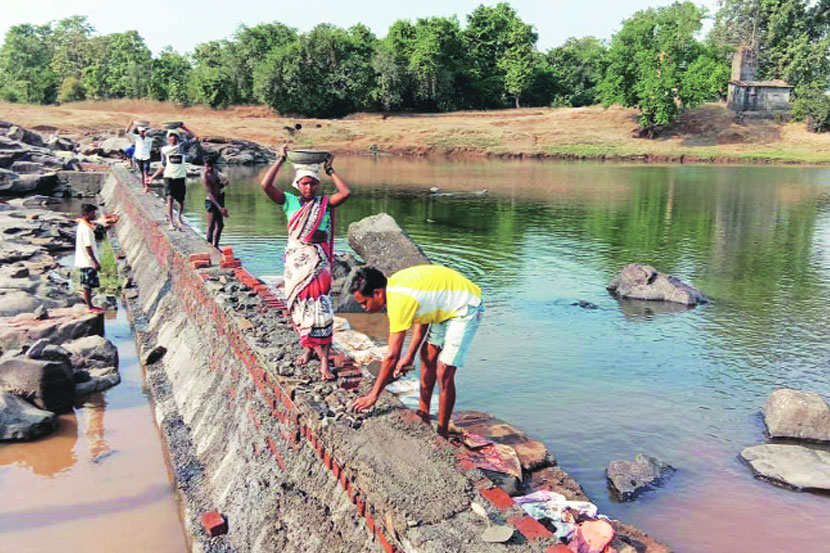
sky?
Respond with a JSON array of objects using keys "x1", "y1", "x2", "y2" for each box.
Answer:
[{"x1": 1, "y1": 0, "x2": 720, "y2": 55}]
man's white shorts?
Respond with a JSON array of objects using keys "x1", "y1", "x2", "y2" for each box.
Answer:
[{"x1": 426, "y1": 302, "x2": 484, "y2": 367}]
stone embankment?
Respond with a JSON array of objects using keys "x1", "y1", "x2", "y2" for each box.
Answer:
[{"x1": 100, "y1": 163, "x2": 671, "y2": 553}]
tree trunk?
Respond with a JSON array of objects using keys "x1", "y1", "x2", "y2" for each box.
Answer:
[{"x1": 514, "y1": 96, "x2": 520, "y2": 109}]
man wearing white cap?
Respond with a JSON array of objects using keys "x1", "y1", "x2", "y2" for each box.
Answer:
[
  {"x1": 147, "y1": 123, "x2": 199, "y2": 230},
  {"x1": 125, "y1": 119, "x2": 154, "y2": 192}
]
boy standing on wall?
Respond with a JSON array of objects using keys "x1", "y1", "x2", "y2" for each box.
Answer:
[
  {"x1": 146, "y1": 122, "x2": 199, "y2": 230},
  {"x1": 75, "y1": 203, "x2": 102, "y2": 313},
  {"x1": 126, "y1": 120, "x2": 154, "y2": 192}
]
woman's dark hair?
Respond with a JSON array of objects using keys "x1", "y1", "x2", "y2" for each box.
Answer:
[
  {"x1": 349, "y1": 267, "x2": 387, "y2": 296},
  {"x1": 81, "y1": 203, "x2": 97, "y2": 216},
  {"x1": 204, "y1": 154, "x2": 218, "y2": 166}
]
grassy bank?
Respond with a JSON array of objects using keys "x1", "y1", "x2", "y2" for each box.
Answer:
[{"x1": 2, "y1": 100, "x2": 830, "y2": 165}]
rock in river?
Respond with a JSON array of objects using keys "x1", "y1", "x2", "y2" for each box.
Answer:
[
  {"x1": 741, "y1": 444, "x2": 830, "y2": 491},
  {"x1": 764, "y1": 388, "x2": 830, "y2": 443},
  {"x1": 63, "y1": 335, "x2": 119, "y2": 369},
  {"x1": 606, "y1": 453, "x2": 676, "y2": 501},
  {"x1": 607, "y1": 264, "x2": 707, "y2": 306},
  {"x1": 0, "y1": 390, "x2": 57, "y2": 441},
  {"x1": 0, "y1": 355, "x2": 75, "y2": 413},
  {"x1": 348, "y1": 213, "x2": 430, "y2": 277}
]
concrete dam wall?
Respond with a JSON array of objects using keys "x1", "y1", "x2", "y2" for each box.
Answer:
[{"x1": 100, "y1": 166, "x2": 667, "y2": 553}]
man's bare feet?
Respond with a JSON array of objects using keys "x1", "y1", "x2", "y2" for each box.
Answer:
[
  {"x1": 87, "y1": 306, "x2": 105, "y2": 314},
  {"x1": 319, "y1": 357, "x2": 336, "y2": 381}
]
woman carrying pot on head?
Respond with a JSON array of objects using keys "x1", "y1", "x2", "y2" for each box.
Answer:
[{"x1": 260, "y1": 144, "x2": 351, "y2": 381}]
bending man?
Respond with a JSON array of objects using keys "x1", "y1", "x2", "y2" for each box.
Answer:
[{"x1": 350, "y1": 265, "x2": 484, "y2": 438}]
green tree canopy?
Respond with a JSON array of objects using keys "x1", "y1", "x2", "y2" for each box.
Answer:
[
  {"x1": 0, "y1": 23, "x2": 56, "y2": 103},
  {"x1": 547, "y1": 37, "x2": 607, "y2": 107}
]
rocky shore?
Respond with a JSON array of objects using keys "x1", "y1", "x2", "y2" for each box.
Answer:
[{"x1": 0, "y1": 122, "x2": 122, "y2": 443}]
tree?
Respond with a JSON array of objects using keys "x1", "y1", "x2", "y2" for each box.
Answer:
[
  {"x1": 464, "y1": 3, "x2": 539, "y2": 107},
  {"x1": 0, "y1": 23, "x2": 56, "y2": 103},
  {"x1": 547, "y1": 37, "x2": 607, "y2": 107},
  {"x1": 254, "y1": 24, "x2": 377, "y2": 117},
  {"x1": 230, "y1": 23, "x2": 298, "y2": 103},
  {"x1": 599, "y1": 2, "x2": 712, "y2": 134},
  {"x1": 50, "y1": 16, "x2": 94, "y2": 83},
  {"x1": 83, "y1": 31, "x2": 152, "y2": 99},
  {"x1": 148, "y1": 47, "x2": 192, "y2": 103}
]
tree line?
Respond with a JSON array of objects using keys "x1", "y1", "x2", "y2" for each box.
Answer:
[{"x1": 1, "y1": 2, "x2": 828, "y2": 131}]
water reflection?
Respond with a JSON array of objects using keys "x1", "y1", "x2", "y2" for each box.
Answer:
[
  {"x1": 182, "y1": 158, "x2": 830, "y2": 553},
  {"x1": 0, "y1": 412, "x2": 78, "y2": 477}
]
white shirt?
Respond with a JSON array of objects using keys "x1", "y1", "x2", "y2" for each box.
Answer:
[
  {"x1": 75, "y1": 221, "x2": 98, "y2": 269},
  {"x1": 161, "y1": 141, "x2": 190, "y2": 179},
  {"x1": 133, "y1": 134, "x2": 153, "y2": 160}
]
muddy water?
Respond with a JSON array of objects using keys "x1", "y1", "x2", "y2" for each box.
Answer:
[
  {"x1": 184, "y1": 158, "x2": 830, "y2": 553},
  {"x1": 0, "y1": 303, "x2": 187, "y2": 553}
]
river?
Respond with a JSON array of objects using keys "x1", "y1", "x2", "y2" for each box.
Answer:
[{"x1": 183, "y1": 157, "x2": 830, "y2": 553}]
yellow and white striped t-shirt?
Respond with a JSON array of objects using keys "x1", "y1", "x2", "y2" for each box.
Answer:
[{"x1": 386, "y1": 265, "x2": 482, "y2": 333}]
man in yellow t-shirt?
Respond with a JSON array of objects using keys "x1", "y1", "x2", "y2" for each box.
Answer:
[{"x1": 350, "y1": 265, "x2": 484, "y2": 438}]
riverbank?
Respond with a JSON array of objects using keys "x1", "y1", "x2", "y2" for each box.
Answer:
[{"x1": 2, "y1": 100, "x2": 830, "y2": 165}]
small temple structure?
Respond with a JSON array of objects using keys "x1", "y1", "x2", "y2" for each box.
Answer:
[{"x1": 727, "y1": 47, "x2": 793, "y2": 115}]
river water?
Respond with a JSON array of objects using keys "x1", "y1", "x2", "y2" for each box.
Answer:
[{"x1": 183, "y1": 158, "x2": 830, "y2": 553}]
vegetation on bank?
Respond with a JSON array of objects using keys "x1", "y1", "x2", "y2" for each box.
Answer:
[
  {"x1": 97, "y1": 239, "x2": 120, "y2": 295},
  {"x1": 1, "y1": 1, "x2": 829, "y2": 131}
]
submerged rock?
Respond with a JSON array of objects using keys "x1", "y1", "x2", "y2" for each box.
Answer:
[
  {"x1": 348, "y1": 213, "x2": 430, "y2": 278},
  {"x1": 741, "y1": 444, "x2": 830, "y2": 491},
  {"x1": 63, "y1": 335, "x2": 119, "y2": 369},
  {"x1": 0, "y1": 390, "x2": 57, "y2": 440},
  {"x1": 607, "y1": 264, "x2": 707, "y2": 306},
  {"x1": 74, "y1": 366, "x2": 120, "y2": 396},
  {"x1": 764, "y1": 388, "x2": 830, "y2": 443},
  {"x1": 606, "y1": 453, "x2": 676, "y2": 501}
]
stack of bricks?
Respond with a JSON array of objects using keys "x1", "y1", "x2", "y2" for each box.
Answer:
[
  {"x1": 220, "y1": 246, "x2": 242, "y2": 269},
  {"x1": 189, "y1": 253, "x2": 212, "y2": 270}
]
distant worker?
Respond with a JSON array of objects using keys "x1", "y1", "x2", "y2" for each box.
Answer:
[
  {"x1": 349, "y1": 265, "x2": 484, "y2": 439},
  {"x1": 202, "y1": 155, "x2": 229, "y2": 248},
  {"x1": 146, "y1": 122, "x2": 199, "y2": 230},
  {"x1": 125, "y1": 119, "x2": 154, "y2": 192},
  {"x1": 75, "y1": 203, "x2": 103, "y2": 313},
  {"x1": 260, "y1": 144, "x2": 351, "y2": 381}
]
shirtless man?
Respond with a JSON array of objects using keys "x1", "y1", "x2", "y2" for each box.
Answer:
[{"x1": 203, "y1": 156, "x2": 229, "y2": 248}]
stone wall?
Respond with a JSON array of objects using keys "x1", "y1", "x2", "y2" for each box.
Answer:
[{"x1": 102, "y1": 166, "x2": 669, "y2": 553}]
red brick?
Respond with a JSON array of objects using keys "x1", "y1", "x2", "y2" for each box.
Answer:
[
  {"x1": 323, "y1": 450, "x2": 332, "y2": 470},
  {"x1": 546, "y1": 546, "x2": 573, "y2": 553},
  {"x1": 189, "y1": 253, "x2": 211, "y2": 262},
  {"x1": 507, "y1": 515, "x2": 553, "y2": 542},
  {"x1": 356, "y1": 496, "x2": 366, "y2": 516},
  {"x1": 376, "y1": 529, "x2": 395, "y2": 553},
  {"x1": 220, "y1": 260, "x2": 241, "y2": 269},
  {"x1": 191, "y1": 259, "x2": 211, "y2": 269},
  {"x1": 201, "y1": 510, "x2": 227, "y2": 537},
  {"x1": 222, "y1": 246, "x2": 234, "y2": 257},
  {"x1": 479, "y1": 487, "x2": 514, "y2": 511},
  {"x1": 365, "y1": 512, "x2": 375, "y2": 533}
]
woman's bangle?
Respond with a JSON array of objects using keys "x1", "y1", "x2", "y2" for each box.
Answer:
[
  {"x1": 325, "y1": 166, "x2": 335, "y2": 176},
  {"x1": 278, "y1": 155, "x2": 287, "y2": 163}
]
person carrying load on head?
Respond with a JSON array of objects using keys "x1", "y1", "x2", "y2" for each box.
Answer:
[
  {"x1": 146, "y1": 122, "x2": 199, "y2": 230},
  {"x1": 125, "y1": 119, "x2": 154, "y2": 192},
  {"x1": 349, "y1": 264, "x2": 485, "y2": 439},
  {"x1": 260, "y1": 144, "x2": 351, "y2": 381}
]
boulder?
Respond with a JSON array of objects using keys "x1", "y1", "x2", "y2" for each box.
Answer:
[
  {"x1": 63, "y1": 335, "x2": 118, "y2": 369},
  {"x1": 99, "y1": 136, "x2": 132, "y2": 156},
  {"x1": 0, "y1": 390, "x2": 57, "y2": 440},
  {"x1": 0, "y1": 308, "x2": 104, "y2": 351},
  {"x1": 606, "y1": 453, "x2": 676, "y2": 501},
  {"x1": 0, "y1": 291, "x2": 43, "y2": 317},
  {"x1": 452, "y1": 410, "x2": 554, "y2": 472},
  {"x1": 0, "y1": 355, "x2": 74, "y2": 412},
  {"x1": 741, "y1": 444, "x2": 830, "y2": 491},
  {"x1": 45, "y1": 135, "x2": 75, "y2": 151},
  {"x1": 74, "y1": 366, "x2": 120, "y2": 396},
  {"x1": 764, "y1": 389, "x2": 830, "y2": 443},
  {"x1": 2, "y1": 126, "x2": 45, "y2": 148},
  {"x1": 348, "y1": 213, "x2": 430, "y2": 277},
  {"x1": 607, "y1": 264, "x2": 708, "y2": 306},
  {"x1": 26, "y1": 339, "x2": 71, "y2": 362}
]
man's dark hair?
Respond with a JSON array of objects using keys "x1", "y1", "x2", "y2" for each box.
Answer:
[
  {"x1": 81, "y1": 203, "x2": 97, "y2": 216},
  {"x1": 204, "y1": 154, "x2": 218, "y2": 166},
  {"x1": 349, "y1": 267, "x2": 387, "y2": 296}
]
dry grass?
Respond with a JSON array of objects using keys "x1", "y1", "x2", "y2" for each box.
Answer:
[{"x1": 2, "y1": 100, "x2": 830, "y2": 163}]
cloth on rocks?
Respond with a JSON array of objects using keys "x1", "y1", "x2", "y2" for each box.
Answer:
[
  {"x1": 457, "y1": 431, "x2": 522, "y2": 480},
  {"x1": 567, "y1": 520, "x2": 616, "y2": 553},
  {"x1": 514, "y1": 490, "x2": 600, "y2": 542}
]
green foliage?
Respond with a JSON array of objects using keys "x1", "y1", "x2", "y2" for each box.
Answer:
[
  {"x1": 679, "y1": 44, "x2": 732, "y2": 104},
  {"x1": 50, "y1": 16, "x2": 94, "y2": 83},
  {"x1": 792, "y1": 85, "x2": 830, "y2": 132},
  {"x1": 547, "y1": 37, "x2": 607, "y2": 107},
  {"x1": 599, "y1": 2, "x2": 711, "y2": 132},
  {"x1": 97, "y1": 239, "x2": 120, "y2": 295},
  {"x1": 188, "y1": 64, "x2": 234, "y2": 109},
  {"x1": 148, "y1": 47, "x2": 192, "y2": 103},
  {"x1": 254, "y1": 24, "x2": 377, "y2": 117},
  {"x1": 57, "y1": 76, "x2": 86, "y2": 103},
  {"x1": 0, "y1": 23, "x2": 57, "y2": 103},
  {"x1": 83, "y1": 31, "x2": 152, "y2": 99}
]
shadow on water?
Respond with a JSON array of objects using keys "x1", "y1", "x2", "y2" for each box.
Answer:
[{"x1": 180, "y1": 158, "x2": 830, "y2": 553}]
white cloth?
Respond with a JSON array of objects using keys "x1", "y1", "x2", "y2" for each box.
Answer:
[
  {"x1": 74, "y1": 221, "x2": 98, "y2": 269},
  {"x1": 161, "y1": 143, "x2": 188, "y2": 179},
  {"x1": 292, "y1": 163, "x2": 320, "y2": 190},
  {"x1": 133, "y1": 134, "x2": 153, "y2": 160}
]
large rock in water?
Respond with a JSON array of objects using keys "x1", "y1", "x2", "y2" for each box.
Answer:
[
  {"x1": 0, "y1": 308, "x2": 104, "y2": 351},
  {"x1": 741, "y1": 444, "x2": 830, "y2": 491},
  {"x1": 764, "y1": 389, "x2": 830, "y2": 442},
  {"x1": 607, "y1": 264, "x2": 707, "y2": 306},
  {"x1": 63, "y1": 335, "x2": 119, "y2": 369},
  {"x1": 0, "y1": 355, "x2": 74, "y2": 412},
  {"x1": 606, "y1": 453, "x2": 676, "y2": 501},
  {"x1": 348, "y1": 213, "x2": 430, "y2": 277},
  {"x1": 0, "y1": 390, "x2": 57, "y2": 440}
]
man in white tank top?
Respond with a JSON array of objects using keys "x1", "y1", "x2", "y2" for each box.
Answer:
[{"x1": 125, "y1": 119, "x2": 154, "y2": 191}]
